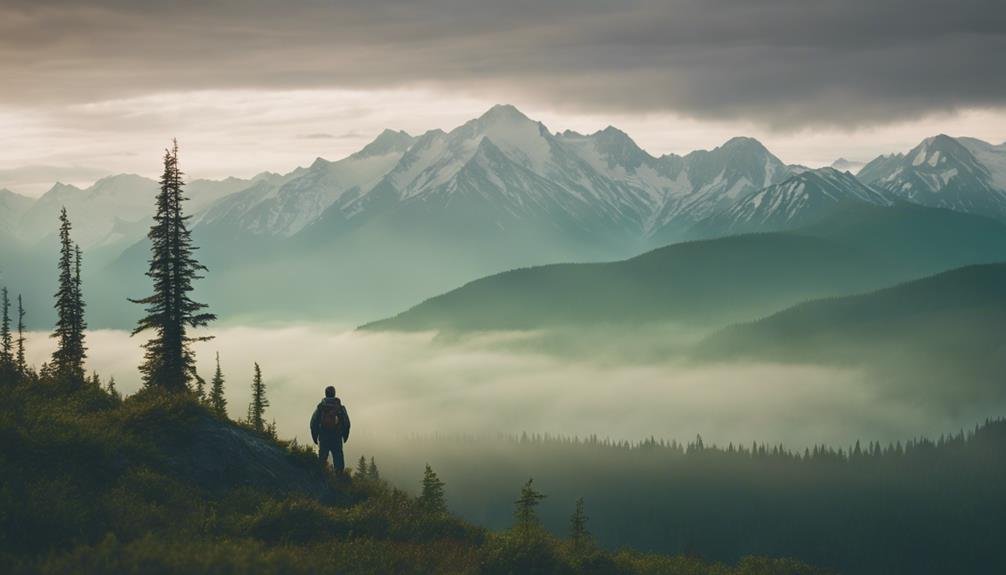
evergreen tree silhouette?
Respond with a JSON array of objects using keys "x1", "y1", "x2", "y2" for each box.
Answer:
[
  {"x1": 193, "y1": 371, "x2": 207, "y2": 402},
  {"x1": 71, "y1": 244, "x2": 87, "y2": 366},
  {"x1": 419, "y1": 464, "x2": 447, "y2": 514},
  {"x1": 208, "y1": 352, "x2": 228, "y2": 417},
  {"x1": 0, "y1": 287, "x2": 12, "y2": 376},
  {"x1": 246, "y1": 362, "x2": 268, "y2": 432},
  {"x1": 15, "y1": 294, "x2": 26, "y2": 375},
  {"x1": 131, "y1": 141, "x2": 215, "y2": 391},
  {"x1": 357, "y1": 455, "x2": 368, "y2": 477},
  {"x1": 569, "y1": 497, "x2": 590, "y2": 549},
  {"x1": 51, "y1": 208, "x2": 86, "y2": 382},
  {"x1": 106, "y1": 376, "x2": 121, "y2": 401},
  {"x1": 368, "y1": 456, "x2": 380, "y2": 480},
  {"x1": 514, "y1": 478, "x2": 546, "y2": 531}
]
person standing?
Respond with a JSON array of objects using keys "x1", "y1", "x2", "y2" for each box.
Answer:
[{"x1": 310, "y1": 386, "x2": 351, "y2": 472}]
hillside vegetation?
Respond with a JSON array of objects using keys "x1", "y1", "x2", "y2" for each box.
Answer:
[{"x1": 0, "y1": 375, "x2": 825, "y2": 575}]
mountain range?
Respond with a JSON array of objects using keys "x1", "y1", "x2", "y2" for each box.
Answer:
[{"x1": 1, "y1": 105, "x2": 1005, "y2": 327}]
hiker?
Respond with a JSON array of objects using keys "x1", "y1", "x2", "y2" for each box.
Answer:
[{"x1": 310, "y1": 385, "x2": 351, "y2": 472}]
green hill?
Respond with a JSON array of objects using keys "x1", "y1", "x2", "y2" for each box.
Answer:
[
  {"x1": 0, "y1": 376, "x2": 823, "y2": 575},
  {"x1": 362, "y1": 233, "x2": 890, "y2": 332},
  {"x1": 363, "y1": 204, "x2": 1006, "y2": 333},
  {"x1": 703, "y1": 262, "x2": 1006, "y2": 401}
]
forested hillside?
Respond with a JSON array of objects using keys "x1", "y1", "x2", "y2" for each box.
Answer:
[
  {"x1": 376, "y1": 423, "x2": 1006, "y2": 575},
  {"x1": 0, "y1": 375, "x2": 828, "y2": 575}
]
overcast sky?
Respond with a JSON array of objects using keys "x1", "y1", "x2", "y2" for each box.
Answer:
[{"x1": 2, "y1": 0, "x2": 1004, "y2": 196}]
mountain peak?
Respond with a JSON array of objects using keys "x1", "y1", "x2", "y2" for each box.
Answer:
[
  {"x1": 354, "y1": 129, "x2": 415, "y2": 158},
  {"x1": 720, "y1": 136, "x2": 769, "y2": 154},
  {"x1": 919, "y1": 133, "x2": 961, "y2": 152},
  {"x1": 590, "y1": 125, "x2": 648, "y2": 165},
  {"x1": 44, "y1": 181, "x2": 82, "y2": 197},
  {"x1": 477, "y1": 104, "x2": 532, "y2": 124}
]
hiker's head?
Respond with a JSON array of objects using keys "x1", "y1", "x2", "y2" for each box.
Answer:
[{"x1": 325, "y1": 386, "x2": 336, "y2": 398}]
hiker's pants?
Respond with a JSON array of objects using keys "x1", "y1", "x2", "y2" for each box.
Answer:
[{"x1": 319, "y1": 440, "x2": 345, "y2": 472}]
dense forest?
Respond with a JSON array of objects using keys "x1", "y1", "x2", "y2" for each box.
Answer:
[{"x1": 376, "y1": 425, "x2": 1006, "y2": 575}]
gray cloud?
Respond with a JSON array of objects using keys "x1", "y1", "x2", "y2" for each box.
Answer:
[{"x1": 1, "y1": 0, "x2": 1004, "y2": 128}]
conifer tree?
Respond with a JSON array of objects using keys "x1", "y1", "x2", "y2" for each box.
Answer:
[
  {"x1": 51, "y1": 208, "x2": 86, "y2": 382},
  {"x1": 368, "y1": 456, "x2": 380, "y2": 481},
  {"x1": 357, "y1": 455, "x2": 369, "y2": 477},
  {"x1": 208, "y1": 352, "x2": 228, "y2": 417},
  {"x1": 15, "y1": 294, "x2": 26, "y2": 375},
  {"x1": 106, "y1": 376, "x2": 121, "y2": 401},
  {"x1": 0, "y1": 287, "x2": 13, "y2": 376},
  {"x1": 72, "y1": 245, "x2": 87, "y2": 366},
  {"x1": 193, "y1": 372, "x2": 207, "y2": 402},
  {"x1": 569, "y1": 497, "x2": 590, "y2": 549},
  {"x1": 131, "y1": 141, "x2": 215, "y2": 391},
  {"x1": 514, "y1": 478, "x2": 546, "y2": 531},
  {"x1": 246, "y1": 362, "x2": 268, "y2": 432},
  {"x1": 419, "y1": 464, "x2": 447, "y2": 515}
]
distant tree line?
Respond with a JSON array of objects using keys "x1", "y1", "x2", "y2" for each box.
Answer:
[{"x1": 382, "y1": 419, "x2": 1006, "y2": 575}]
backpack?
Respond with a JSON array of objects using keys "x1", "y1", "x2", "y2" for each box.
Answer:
[{"x1": 320, "y1": 401, "x2": 342, "y2": 431}]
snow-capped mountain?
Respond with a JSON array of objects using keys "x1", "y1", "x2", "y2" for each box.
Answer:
[
  {"x1": 299, "y1": 105, "x2": 792, "y2": 246},
  {"x1": 645, "y1": 137, "x2": 792, "y2": 240},
  {"x1": 692, "y1": 167, "x2": 892, "y2": 236},
  {"x1": 195, "y1": 129, "x2": 414, "y2": 236},
  {"x1": 312, "y1": 105, "x2": 662, "y2": 246},
  {"x1": 856, "y1": 153, "x2": 904, "y2": 184},
  {"x1": 17, "y1": 174, "x2": 160, "y2": 247},
  {"x1": 11, "y1": 173, "x2": 258, "y2": 248},
  {"x1": 958, "y1": 137, "x2": 1006, "y2": 191},
  {"x1": 858, "y1": 135, "x2": 1006, "y2": 218}
]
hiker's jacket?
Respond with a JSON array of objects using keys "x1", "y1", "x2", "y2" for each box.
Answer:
[{"x1": 310, "y1": 397, "x2": 350, "y2": 445}]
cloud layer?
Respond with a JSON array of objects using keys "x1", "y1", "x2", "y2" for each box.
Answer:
[
  {"x1": 23, "y1": 325, "x2": 999, "y2": 450},
  {"x1": 2, "y1": 0, "x2": 1004, "y2": 128}
]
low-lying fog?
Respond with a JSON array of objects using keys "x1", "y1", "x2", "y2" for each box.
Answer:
[{"x1": 23, "y1": 324, "x2": 1001, "y2": 450}]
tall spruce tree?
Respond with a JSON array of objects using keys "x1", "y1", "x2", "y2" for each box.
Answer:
[
  {"x1": 419, "y1": 464, "x2": 447, "y2": 515},
  {"x1": 72, "y1": 244, "x2": 87, "y2": 365},
  {"x1": 15, "y1": 294, "x2": 26, "y2": 375},
  {"x1": 193, "y1": 372, "x2": 207, "y2": 402},
  {"x1": 106, "y1": 376, "x2": 121, "y2": 401},
  {"x1": 569, "y1": 497, "x2": 590, "y2": 549},
  {"x1": 357, "y1": 456, "x2": 369, "y2": 477},
  {"x1": 247, "y1": 362, "x2": 268, "y2": 431},
  {"x1": 131, "y1": 141, "x2": 215, "y2": 391},
  {"x1": 0, "y1": 287, "x2": 12, "y2": 374},
  {"x1": 208, "y1": 352, "x2": 228, "y2": 417},
  {"x1": 51, "y1": 208, "x2": 86, "y2": 382},
  {"x1": 514, "y1": 478, "x2": 546, "y2": 532}
]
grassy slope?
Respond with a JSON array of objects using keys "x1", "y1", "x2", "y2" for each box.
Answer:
[
  {"x1": 0, "y1": 377, "x2": 823, "y2": 575},
  {"x1": 702, "y1": 262, "x2": 1006, "y2": 400}
]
